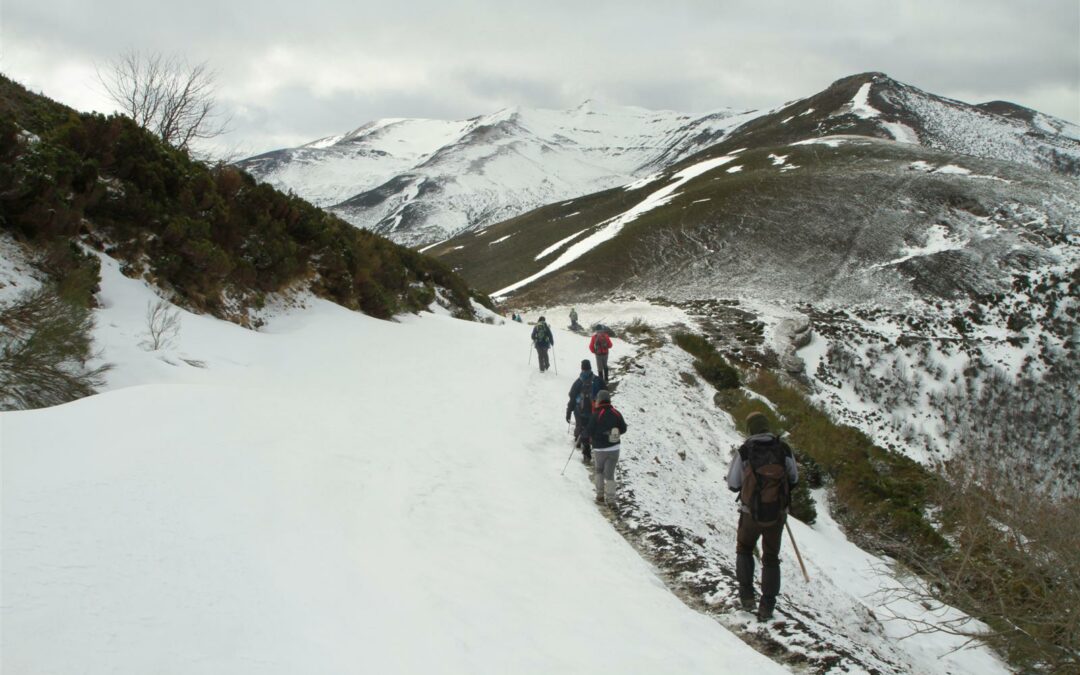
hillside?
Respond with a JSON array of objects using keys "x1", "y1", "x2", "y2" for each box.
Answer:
[
  {"x1": 0, "y1": 74, "x2": 484, "y2": 327},
  {"x1": 237, "y1": 101, "x2": 759, "y2": 246},
  {"x1": 428, "y1": 72, "x2": 1080, "y2": 495},
  {"x1": 1, "y1": 256, "x2": 1010, "y2": 674}
]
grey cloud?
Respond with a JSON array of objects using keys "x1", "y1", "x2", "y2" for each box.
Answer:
[{"x1": 3, "y1": 0, "x2": 1077, "y2": 156}]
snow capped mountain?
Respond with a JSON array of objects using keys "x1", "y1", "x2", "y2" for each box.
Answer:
[
  {"x1": 238, "y1": 73, "x2": 1079, "y2": 249},
  {"x1": 237, "y1": 102, "x2": 758, "y2": 246}
]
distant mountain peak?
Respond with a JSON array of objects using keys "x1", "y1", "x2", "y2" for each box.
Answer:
[{"x1": 237, "y1": 73, "x2": 1080, "y2": 248}]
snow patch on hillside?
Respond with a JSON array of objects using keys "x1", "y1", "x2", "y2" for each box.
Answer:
[
  {"x1": 494, "y1": 155, "x2": 738, "y2": 297},
  {"x1": 848, "y1": 82, "x2": 881, "y2": 119},
  {"x1": 882, "y1": 121, "x2": 919, "y2": 144},
  {"x1": 534, "y1": 228, "x2": 588, "y2": 261},
  {"x1": 874, "y1": 225, "x2": 968, "y2": 268}
]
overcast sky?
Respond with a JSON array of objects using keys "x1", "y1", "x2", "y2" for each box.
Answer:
[{"x1": 3, "y1": 0, "x2": 1077, "y2": 156}]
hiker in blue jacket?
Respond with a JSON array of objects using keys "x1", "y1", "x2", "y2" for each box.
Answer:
[
  {"x1": 531, "y1": 317, "x2": 554, "y2": 372},
  {"x1": 565, "y1": 360, "x2": 604, "y2": 461}
]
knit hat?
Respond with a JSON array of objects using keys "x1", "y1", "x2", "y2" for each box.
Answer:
[
  {"x1": 745, "y1": 412, "x2": 770, "y2": 435},
  {"x1": 581, "y1": 359, "x2": 591, "y2": 370},
  {"x1": 538, "y1": 316, "x2": 546, "y2": 322},
  {"x1": 596, "y1": 390, "x2": 611, "y2": 404}
]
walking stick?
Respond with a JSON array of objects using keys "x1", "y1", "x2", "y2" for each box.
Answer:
[
  {"x1": 560, "y1": 444, "x2": 577, "y2": 475},
  {"x1": 528, "y1": 343, "x2": 533, "y2": 365},
  {"x1": 785, "y1": 520, "x2": 811, "y2": 583},
  {"x1": 552, "y1": 344, "x2": 558, "y2": 375}
]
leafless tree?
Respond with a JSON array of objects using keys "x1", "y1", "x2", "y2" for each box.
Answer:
[
  {"x1": 98, "y1": 49, "x2": 230, "y2": 152},
  {"x1": 143, "y1": 298, "x2": 181, "y2": 351}
]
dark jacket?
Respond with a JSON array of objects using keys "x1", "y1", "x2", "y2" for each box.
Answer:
[
  {"x1": 566, "y1": 372, "x2": 603, "y2": 418},
  {"x1": 726, "y1": 433, "x2": 799, "y2": 492},
  {"x1": 531, "y1": 322, "x2": 553, "y2": 347},
  {"x1": 586, "y1": 403, "x2": 627, "y2": 450}
]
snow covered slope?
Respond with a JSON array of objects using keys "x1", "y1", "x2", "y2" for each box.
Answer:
[
  {"x1": 237, "y1": 102, "x2": 756, "y2": 246},
  {"x1": 1, "y1": 260, "x2": 1011, "y2": 673},
  {"x1": 2, "y1": 256, "x2": 785, "y2": 674}
]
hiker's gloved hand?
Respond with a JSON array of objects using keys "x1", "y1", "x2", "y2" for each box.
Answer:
[{"x1": 565, "y1": 412, "x2": 571, "y2": 423}]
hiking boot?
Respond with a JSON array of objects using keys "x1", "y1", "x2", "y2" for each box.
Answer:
[
  {"x1": 756, "y1": 600, "x2": 775, "y2": 621},
  {"x1": 739, "y1": 595, "x2": 756, "y2": 612},
  {"x1": 595, "y1": 494, "x2": 605, "y2": 505},
  {"x1": 758, "y1": 565, "x2": 780, "y2": 621}
]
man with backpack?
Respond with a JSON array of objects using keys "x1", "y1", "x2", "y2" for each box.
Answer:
[
  {"x1": 531, "y1": 316, "x2": 554, "y2": 372},
  {"x1": 589, "y1": 327, "x2": 613, "y2": 383},
  {"x1": 586, "y1": 390, "x2": 627, "y2": 507},
  {"x1": 726, "y1": 412, "x2": 799, "y2": 621},
  {"x1": 565, "y1": 360, "x2": 603, "y2": 462},
  {"x1": 569, "y1": 308, "x2": 581, "y2": 331}
]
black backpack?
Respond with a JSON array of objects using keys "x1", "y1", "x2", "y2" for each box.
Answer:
[
  {"x1": 740, "y1": 437, "x2": 790, "y2": 526},
  {"x1": 576, "y1": 374, "x2": 595, "y2": 415}
]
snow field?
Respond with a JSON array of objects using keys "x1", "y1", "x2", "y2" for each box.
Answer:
[{"x1": 2, "y1": 258, "x2": 786, "y2": 674}]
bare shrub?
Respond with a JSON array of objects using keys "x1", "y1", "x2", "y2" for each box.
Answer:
[
  {"x1": 887, "y1": 464, "x2": 1080, "y2": 672},
  {"x1": 98, "y1": 49, "x2": 229, "y2": 152},
  {"x1": 143, "y1": 298, "x2": 181, "y2": 351},
  {"x1": 0, "y1": 288, "x2": 110, "y2": 409}
]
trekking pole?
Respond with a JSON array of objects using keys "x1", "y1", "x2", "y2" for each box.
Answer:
[
  {"x1": 552, "y1": 344, "x2": 558, "y2": 375},
  {"x1": 785, "y1": 520, "x2": 811, "y2": 583},
  {"x1": 560, "y1": 444, "x2": 577, "y2": 475},
  {"x1": 528, "y1": 343, "x2": 533, "y2": 365}
]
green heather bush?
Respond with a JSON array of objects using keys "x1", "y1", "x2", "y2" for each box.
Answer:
[
  {"x1": 673, "y1": 331, "x2": 739, "y2": 389},
  {"x1": 0, "y1": 74, "x2": 483, "y2": 322}
]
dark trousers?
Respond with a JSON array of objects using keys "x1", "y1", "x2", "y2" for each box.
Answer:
[
  {"x1": 736, "y1": 513, "x2": 784, "y2": 610},
  {"x1": 573, "y1": 411, "x2": 592, "y2": 457},
  {"x1": 536, "y1": 346, "x2": 550, "y2": 371},
  {"x1": 736, "y1": 513, "x2": 784, "y2": 567}
]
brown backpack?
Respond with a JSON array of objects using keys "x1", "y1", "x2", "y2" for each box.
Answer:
[{"x1": 739, "y1": 438, "x2": 790, "y2": 526}]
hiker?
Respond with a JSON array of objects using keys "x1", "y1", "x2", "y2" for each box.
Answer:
[
  {"x1": 726, "y1": 412, "x2": 799, "y2": 621},
  {"x1": 569, "y1": 308, "x2": 581, "y2": 331},
  {"x1": 565, "y1": 360, "x2": 603, "y2": 462},
  {"x1": 531, "y1": 316, "x2": 554, "y2": 372},
  {"x1": 589, "y1": 327, "x2": 613, "y2": 383},
  {"x1": 586, "y1": 390, "x2": 627, "y2": 507}
]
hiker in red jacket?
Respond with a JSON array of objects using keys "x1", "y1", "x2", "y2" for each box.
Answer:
[{"x1": 589, "y1": 328, "x2": 612, "y2": 383}]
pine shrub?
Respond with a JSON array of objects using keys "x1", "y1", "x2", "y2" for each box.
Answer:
[{"x1": 0, "y1": 287, "x2": 109, "y2": 410}]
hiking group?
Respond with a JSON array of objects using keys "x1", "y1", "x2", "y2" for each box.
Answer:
[
  {"x1": 529, "y1": 312, "x2": 800, "y2": 621},
  {"x1": 566, "y1": 358, "x2": 626, "y2": 507}
]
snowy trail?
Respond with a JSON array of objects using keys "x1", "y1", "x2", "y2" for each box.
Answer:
[{"x1": 1, "y1": 260, "x2": 785, "y2": 673}]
